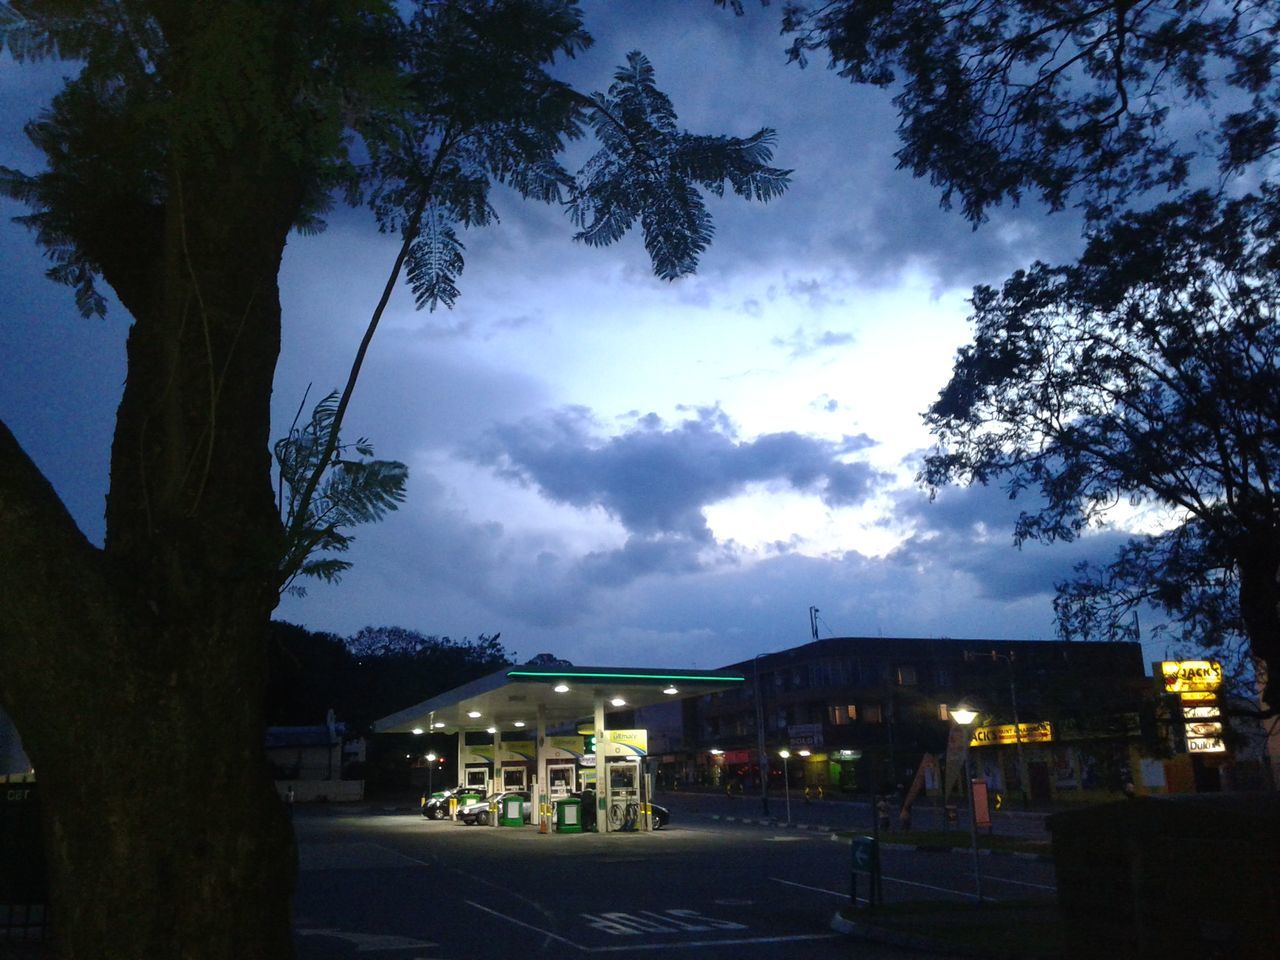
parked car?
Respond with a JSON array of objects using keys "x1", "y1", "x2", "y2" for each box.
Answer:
[
  {"x1": 458, "y1": 790, "x2": 533, "y2": 826},
  {"x1": 420, "y1": 786, "x2": 477, "y2": 820}
]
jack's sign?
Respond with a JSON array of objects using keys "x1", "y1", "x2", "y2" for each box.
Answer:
[
  {"x1": 1161, "y1": 660, "x2": 1223, "y2": 693},
  {"x1": 969, "y1": 721, "x2": 1052, "y2": 747}
]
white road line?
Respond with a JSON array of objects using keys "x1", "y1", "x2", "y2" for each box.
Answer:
[
  {"x1": 588, "y1": 933, "x2": 840, "y2": 952},
  {"x1": 466, "y1": 900, "x2": 587, "y2": 951},
  {"x1": 984, "y1": 875, "x2": 1056, "y2": 891},
  {"x1": 467, "y1": 900, "x2": 839, "y2": 953},
  {"x1": 772, "y1": 874, "x2": 997, "y2": 902},
  {"x1": 770, "y1": 877, "x2": 844, "y2": 898}
]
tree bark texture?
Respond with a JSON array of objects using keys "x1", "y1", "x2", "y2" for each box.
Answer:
[{"x1": 0, "y1": 24, "x2": 309, "y2": 958}]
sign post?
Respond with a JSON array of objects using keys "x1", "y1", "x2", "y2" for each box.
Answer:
[{"x1": 850, "y1": 835, "x2": 880, "y2": 909}]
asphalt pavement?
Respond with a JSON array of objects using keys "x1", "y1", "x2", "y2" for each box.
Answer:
[{"x1": 292, "y1": 789, "x2": 1058, "y2": 960}]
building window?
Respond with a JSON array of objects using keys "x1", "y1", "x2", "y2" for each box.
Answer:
[
  {"x1": 828, "y1": 704, "x2": 857, "y2": 725},
  {"x1": 896, "y1": 665, "x2": 918, "y2": 686},
  {"x1": 937, "y1": 704, "x2": 950, "y2": 721},
  {"x1": 862, "y1": 703, "x2": 883, "y2": 724}
]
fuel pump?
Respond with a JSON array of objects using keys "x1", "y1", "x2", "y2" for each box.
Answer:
[
  {"x1": 547, "y1": 762, "x2": 575, "y2": 799},
  {"x1": 604, "y1": 758, "x2": 642, "y2": 831},
  {"x1": 464, "y1": 767, "x2": 489, "y2": 794}
]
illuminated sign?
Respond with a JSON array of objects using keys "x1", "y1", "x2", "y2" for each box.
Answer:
[
  {"x1": 1161, "y1": 660, "x2": 1223, "y2": 693},
  {"x1": 1187, "y1": 736, "x2": 1226, "y2": 754},
  {"x1": 598, "y1": 729, "x2": 648, "y2": 756},
  {"x1": 1185, "y1": 721, "x2": 1223, "y2": 739},
  {"x1": 1179, "y1": 691, "x2": 1218, "y2": 703},
  {"x1": 1182, "y1": 706, "x2": 1220, "y2": 720},
  {"x1": 969, "y1": 721, "x2": 1053, "y2": 747}
]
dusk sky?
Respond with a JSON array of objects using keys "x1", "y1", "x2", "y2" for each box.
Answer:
[{"x1": 0, "y1": 1, "x2": 1168, "y2": 670}]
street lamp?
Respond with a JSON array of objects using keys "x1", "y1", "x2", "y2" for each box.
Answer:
[
  {"x1": 426, "y1": 751, "x2": 438, "y2": 798},
  {"x1": 950, "y1": 705, "x2": 982, "y2": 903},
  {"x1": 778, "y1": 749, "x2": 792, "y2": 825}
]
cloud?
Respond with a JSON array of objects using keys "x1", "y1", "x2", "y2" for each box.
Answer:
[
  {"x1": 886, "y1": 483, "x2": 1135, "y2": 603},
  {"x1": 771, "y1": 325, "x2": 856, "y2": 358},
  {"x1": 463, "y1": 405, "x2": 889, "y2": 541}
]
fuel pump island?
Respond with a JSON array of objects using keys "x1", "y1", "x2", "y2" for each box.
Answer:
[{"x1": 373, "y1": 663, "x2": 744, "y2": 833}]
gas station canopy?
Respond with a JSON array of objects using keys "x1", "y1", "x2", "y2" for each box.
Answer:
[{"x1": 372, "y1": 664, "x2": 745, "y2": 734}]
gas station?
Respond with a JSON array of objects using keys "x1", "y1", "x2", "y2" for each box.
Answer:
[{"x1": 373, "y1": 663, "x2": 744, "y2": 832}]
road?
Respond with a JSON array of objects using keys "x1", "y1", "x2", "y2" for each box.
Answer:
[{"x1": 292, "y1": 792, "x2": 1056, "y2": 960}]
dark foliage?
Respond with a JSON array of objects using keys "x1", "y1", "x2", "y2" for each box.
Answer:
[{"x1": 924, "y1": 189, "x2": 1280, "y2": 708}]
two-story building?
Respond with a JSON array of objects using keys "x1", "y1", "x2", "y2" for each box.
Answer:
[{"x1": 669, "y1": 636, "x2": 1157, "y2": 805}]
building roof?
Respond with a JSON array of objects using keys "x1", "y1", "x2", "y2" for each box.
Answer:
[{"x1": 372, "y1": 664, "x2": 744, "y2": 735}]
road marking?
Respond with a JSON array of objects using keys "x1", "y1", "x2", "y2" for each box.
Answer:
[
  {"x1": 582, "y1": 910, "x2": 746, "y2": 935},
  {"x1": 467, "y1": 900, "x2": 587, "y2": 951},
  {"x1": 588, "y1": 933, "x2": 840, "y2": 951},
  {"x1": 772, "y1": 874, "x2": 1000, "y2": 902},
  {"x1": 296, "y1": 926, "x2": 438, "y2": 952},
  {"x1": 770, "y1": 877, "x2": 844, "y2": 898},
  {"x1": 467, "y1": 901, "x2": 839, "y2": 952},
  {"x1": 985, "y1": 875, "x2": 1056, "y2": 891}
]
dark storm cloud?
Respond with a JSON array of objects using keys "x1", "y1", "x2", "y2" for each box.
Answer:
[
  {"x1": 570, "y1": 0, "x2": 1087, "y2": 289},
  {"x1": 464, "y1": 406, "x2": 888, "y2": 541},
  {"x1": 887, "y1": 484, "x2": 1134, "y2": 603}
]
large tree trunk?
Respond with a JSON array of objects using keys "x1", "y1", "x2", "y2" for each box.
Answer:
[{"x1": 0, "y1": 77, "x2": 306, "y2": 957}]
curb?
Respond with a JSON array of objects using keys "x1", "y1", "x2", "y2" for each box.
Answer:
[
  {"x1": 697, "y1": 813, "x2": 1055, "y2": 862},
  {"x1": 708, "y1": 813, "x2": 834, "y2": 833},
  {"x1": 830, "y1": 910, "x2": 986, "y2": 958},
  {"x1": 823, "y1": 833, "x2": 1052, "y2": 862}
]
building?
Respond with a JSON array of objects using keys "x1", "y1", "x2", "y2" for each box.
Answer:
[
  {"x1": 672, "y1": 636, "x2": 1159, "y2": 805},
  {"x1": 265, "y1": 708, "x2": 364, "y2": 802}
]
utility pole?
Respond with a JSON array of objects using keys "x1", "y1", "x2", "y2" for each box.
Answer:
[
  {"x1": 754, "y1": 653, "x2": 770, "y2": 818},
  {"x1": 967, "y1": 650, "x2": 1029, "y2": 808}
]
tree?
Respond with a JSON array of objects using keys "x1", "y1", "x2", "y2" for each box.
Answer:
[
  {"x1": 922, "y1": 189, "x2": 1280, "y2": 711},
  {"x1": 778, "y1": 0, "x2": 1280, "y2": 221},
  {"x1": 264, "y1": 621, "x2": 356, "y2": 726},
  {"x1": 344, "y1": 626, "x2": 510, "y2": 729},
  {"x1": 0, "y1": 2, "x2": 788, "y2": 957},
  {"x1": 275, "y1": 388, "x2": 408, "y2": 596},
  {"x1": 767, "y1": 1, "x2": 1280, "y2": 707}
]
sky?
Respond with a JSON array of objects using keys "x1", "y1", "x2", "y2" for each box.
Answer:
[{"x1": 0, "y1": 1, "x2": 1171, "y2": 671}]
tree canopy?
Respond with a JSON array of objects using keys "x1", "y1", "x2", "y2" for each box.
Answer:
[
  {"x1": 923, "y1": 188, "x2": 1280, "y2": 708},
  {"x1": 780, "y1": 0, "x2": 1280, "y2": 220}
]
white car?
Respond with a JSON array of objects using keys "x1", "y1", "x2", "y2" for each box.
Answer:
[{"x1": 457, "y1": 790, "x2": 533, "y2": 826}]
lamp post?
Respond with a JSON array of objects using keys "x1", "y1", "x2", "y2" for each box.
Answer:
[
  {"x1": 426, "y1": 751, "x2": 437, "y2": 798},
  {"x1": 950, "y1": 705, "x2": 983, "y2": 903},
  {"x1": 778, "y1": 749, "x2": 792, "y2": 825}
]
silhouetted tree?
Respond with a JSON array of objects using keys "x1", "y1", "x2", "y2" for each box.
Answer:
[
  {"x1": 924, "y1": 190, "x2": 1280, "y2": 711},
  {"x1": 0, "y1": 3, "x2": 788, "y2": 956},
  {"x1": 776, "y1": 0, "x2": 1279, "y2": 220}
]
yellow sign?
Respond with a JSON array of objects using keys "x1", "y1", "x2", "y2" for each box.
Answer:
[
  {"x1": 1161, "y1": 660, "x2": 1223, "y2": 693},
  {"x1": 969, "y1": 721, "x2": 1052, "y2": 747},
  {"x1": 599, "y1": 729, "x2": 648, "y2": 756},
  {"x1": 1179, "y1": 690, "x2": 1218, "y2": 703}
]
